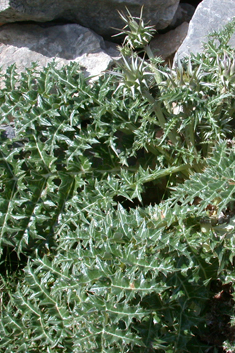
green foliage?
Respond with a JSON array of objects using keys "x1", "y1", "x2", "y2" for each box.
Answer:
[
  {"x1": 1, "y1": 10, "x2": 235, "y2": 353},
  {"x1": 114, "y1": 16, "x2": 235, "y2": 175}
]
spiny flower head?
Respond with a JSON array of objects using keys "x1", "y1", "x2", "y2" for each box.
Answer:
[{"x1": 114, "y1": 6, "x2": 156, "y2": 49}]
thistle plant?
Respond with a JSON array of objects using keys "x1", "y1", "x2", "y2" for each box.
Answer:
[
  {"x1": 113, "y1": 10, "x2": 235, "y2": 175},
  {"x1": 1, "y1": 10, "x2": 235, "y2": 353}
]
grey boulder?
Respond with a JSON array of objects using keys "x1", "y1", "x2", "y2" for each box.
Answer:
[
  {"x1": 0, "y1": 0, "x2": 180, "y2": 37},
  {"x1": 0, "y1": 23, "x2": 120, "y2": 78},
  {"x1": 174, "y1": 0, "x2": 235, "y2": 63}
]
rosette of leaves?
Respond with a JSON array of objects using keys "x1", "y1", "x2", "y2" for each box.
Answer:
[
  {"x1": 0, "y1": 62, "x2": 190, "y2": 257},
  {"x1": 2, "y1": 141, "x2": 235, "y2": 352}
]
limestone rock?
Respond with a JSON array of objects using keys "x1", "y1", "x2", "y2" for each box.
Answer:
[
  {"x1": 174, "y1": 0, "x2": 235, "y2": 63},
  {"x1": 0, "y1": 0, "x2": 180, "y2": 37},
  {"x1": 0, "y1": 23, "x2": 120, "y2": 78},
  {"x1": 150, "y1": 22, "x2": 189, "y2": 61}
]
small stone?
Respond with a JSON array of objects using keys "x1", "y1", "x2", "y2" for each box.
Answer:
[{"x1": 1, "y1": 125, "x2": 15, "y2": 139}]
